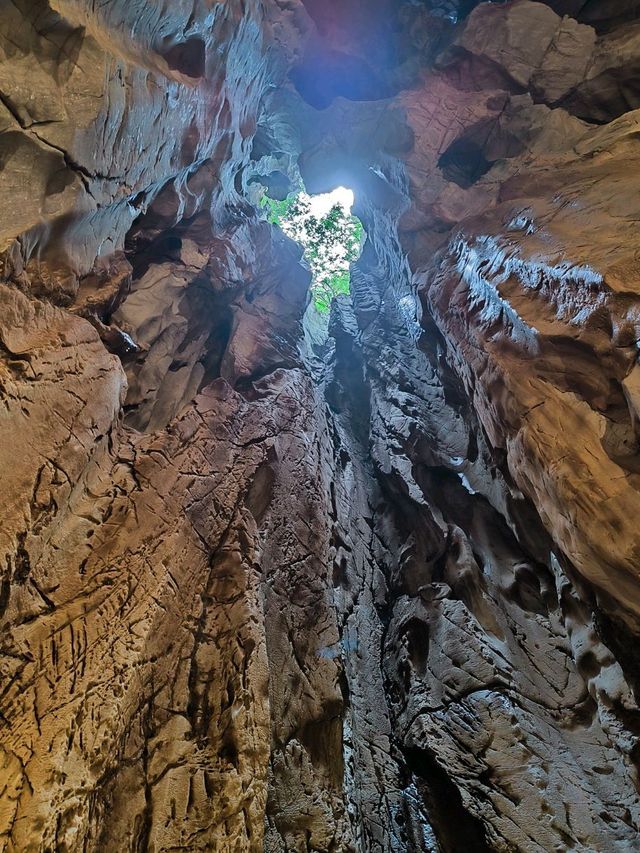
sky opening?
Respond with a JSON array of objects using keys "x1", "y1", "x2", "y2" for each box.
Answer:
[
  {"x1": 306, "y1": 186, "x2": 354, "y2": 217},
  {"x1": 262, "y1": 185, "x2": 362, "y2": 314}
]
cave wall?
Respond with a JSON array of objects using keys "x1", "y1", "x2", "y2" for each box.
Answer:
[{"x1": 2, "y1": 0, "x2": 640, "y2": 850}]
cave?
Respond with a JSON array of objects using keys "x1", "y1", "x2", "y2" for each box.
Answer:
[{"x1": 2, "y1": 0, "x2": 640, "y2": 851}]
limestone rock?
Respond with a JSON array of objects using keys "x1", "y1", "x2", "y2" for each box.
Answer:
[{"x1": 2, "y1": 0, "x2": 640, "y2": 851}]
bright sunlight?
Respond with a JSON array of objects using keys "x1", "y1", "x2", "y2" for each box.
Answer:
[{"x1": 262, "y1": 186, "x2": 363, "y2": 314}]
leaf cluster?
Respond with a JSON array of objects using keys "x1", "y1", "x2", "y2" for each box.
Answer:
[{"x1": 262, "y1": 192, "x2": 363, "y2": 313}]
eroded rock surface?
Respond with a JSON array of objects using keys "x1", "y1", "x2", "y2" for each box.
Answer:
[{"x1": 2, "y1": 0, "x2": 640, "y2": 851}]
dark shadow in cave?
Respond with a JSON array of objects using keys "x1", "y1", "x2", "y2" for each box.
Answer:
[
  {"x1": 161, "y1": 36, "x2": 206, "y2": 79},
  {"x1": 405, "y1": 746, "x2": 492, "y2": 853},
  {"x1": 290, "y1": 49, "x2": 393, "y2": 109},
  {"x1": 438, "y1": 137, "x2": 493, "y2": 189}
]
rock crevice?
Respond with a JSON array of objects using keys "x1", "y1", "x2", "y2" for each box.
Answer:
[{"x1": 2, "y1": 0, "x2": 640, "y2": 850}]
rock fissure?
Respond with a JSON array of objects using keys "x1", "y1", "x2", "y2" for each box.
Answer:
[{"x1": 3, "y1": 0, "x2": 640, "y2": 850}]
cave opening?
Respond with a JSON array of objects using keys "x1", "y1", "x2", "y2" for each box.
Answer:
[
  {"x1": 7, "y1": 0, "x2": 640, "y2": 848},
  {"x1": 260, "y1": 184, "x2": 364, "y2": 315}
]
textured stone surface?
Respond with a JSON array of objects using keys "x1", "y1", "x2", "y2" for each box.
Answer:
[{"x1": 2, "y1": 0, "x2": 640, "y2": 851}]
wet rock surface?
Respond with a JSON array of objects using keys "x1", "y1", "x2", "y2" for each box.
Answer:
[{"x1": 2, "y1": 0, "x2": 640, "y2": 851}]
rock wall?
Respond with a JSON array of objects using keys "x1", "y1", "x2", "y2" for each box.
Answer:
[{"x1": 2, "y1": 0, "x2": 640, "y2": 850}]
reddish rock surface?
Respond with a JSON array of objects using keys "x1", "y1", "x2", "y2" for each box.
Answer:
[{"x1": 2, "y1": 1, "x2": 640, "y2": 850}]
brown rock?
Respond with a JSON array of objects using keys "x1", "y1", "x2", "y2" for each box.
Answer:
[{"x1": 2, "y1": 0, "x2": 640, "y2": 850}]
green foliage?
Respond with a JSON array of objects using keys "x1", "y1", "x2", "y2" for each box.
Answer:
[
  {"x1": 262, "y1": 192, "x2": 363, "y2": 313},
  {"x1": 261, "y1": 194, "x2": 296, "y2": 225}
]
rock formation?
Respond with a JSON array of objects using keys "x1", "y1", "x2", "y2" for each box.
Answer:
[{"x1": 2, "y1": 0, "x2": 640, "y2": 850}]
